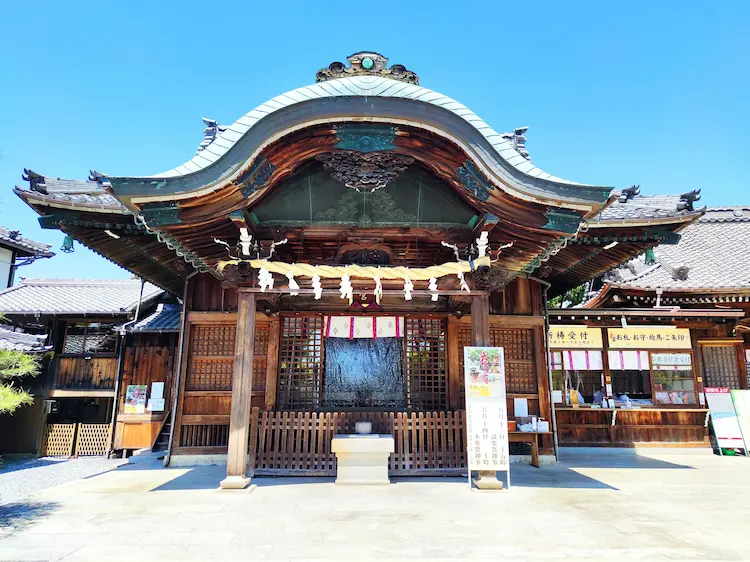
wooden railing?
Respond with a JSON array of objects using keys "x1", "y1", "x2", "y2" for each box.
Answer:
[
  {"x1": 247, "y1": 409, "x2": 467, "y2": 476},
  {"x1": 52, "y1": 356, "x2": 118, "y2": 390}
]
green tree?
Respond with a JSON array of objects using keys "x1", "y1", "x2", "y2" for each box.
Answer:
[
  {"x1": 0, "y1": 314, "x2": 42, "y2": 414},
  {"x1": 547, "y1": 284, "x2": 588, "y2": 309}
]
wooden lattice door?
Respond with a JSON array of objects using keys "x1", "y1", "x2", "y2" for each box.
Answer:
[
  {"x1": 404, "y1": 317, "x2": 447, "y2": 410},
  {"x1": 700, "y1": 341, "x2": 746, "y2": 389},
  {"x1": 277, "y1": 315, "x2": 324, "y2": 410}
]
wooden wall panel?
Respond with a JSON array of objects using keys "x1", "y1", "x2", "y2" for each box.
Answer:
[
  {"x1": 119, "y1": 334, "x2": 177, "y2": 413},
  {"x1": 54, "y1": 357, "x2": 118, "y2": 390},
  {"x1": 182, "y1": 393, "x2": 232, "y2": 416}
]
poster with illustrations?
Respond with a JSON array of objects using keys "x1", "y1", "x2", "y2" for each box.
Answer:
[
  {"x1": 464, "y1": 347, "x2": 510, "y2": 474},
  {"x1": 124, "y1": 384, "x2": 148, "y2": 414},
  {"x1": 464, "y1": 347, "x2": 506, "y2": 399}
]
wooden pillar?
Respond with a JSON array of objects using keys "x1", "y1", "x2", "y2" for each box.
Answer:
[
  {"x1": 264, "y1": 317, "x2": 280, "y2": 411},
  {"x1": 471, "y1": 294, "x2": 490, "y2": 346},
  {"x1": 447, "y1": 316, "x2": 461, "y2": 410},
  {"x1": 220, "y1": 291, "x2": 256, "y2": 489},
  {"x1": 514, "y1": 278, "x2": 532, "y2": 315}
]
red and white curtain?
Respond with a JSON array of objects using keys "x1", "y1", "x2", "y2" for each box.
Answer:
[
  {"x1": 607, "y1": 350, "x2": 650, "y2": 371},
  {"x1": 561, "y1": 350, "x2": 603, "y2": 371},
  {"x1": 324, "y1": 316, "x2": 405, "y2": 339}
]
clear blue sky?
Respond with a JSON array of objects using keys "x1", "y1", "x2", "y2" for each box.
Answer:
[{"x1": 1, "y1": 0, "x2": 748, "y2": 281}]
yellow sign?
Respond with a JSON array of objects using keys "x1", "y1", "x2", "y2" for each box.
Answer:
[
  {"x1": 549, "y1": 325, "x2": 603, "y2": 349},
  {"x1": 607, "y1": 327, "x2": 691, "y2": 349}
]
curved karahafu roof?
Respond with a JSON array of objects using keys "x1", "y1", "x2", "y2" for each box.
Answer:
[
  {"x1": 104, "y1": 52, "x2": 613, "y2": 214},
  {"x1": 140, "y1": 76, "x2": 595, "y2": 188}
]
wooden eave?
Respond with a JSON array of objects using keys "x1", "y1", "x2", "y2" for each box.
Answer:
[{"x1": 543, "y1": 220, "x2": 702, "y2": 297}]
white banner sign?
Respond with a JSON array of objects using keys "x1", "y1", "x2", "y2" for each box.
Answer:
[
  {"x1": 705, "y1": 387, "x2": 746, "y2": 451},
  {"x1": 730, "y1": 390, "x2": 750, "y2": 454},
  {"x1": 464, "y1": 347, "x2": 510, "y2": 475}
]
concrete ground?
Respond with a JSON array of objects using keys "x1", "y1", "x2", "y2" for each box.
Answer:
[{"x1": 0, "y1": 449, "x2": 748, "y2": 561}]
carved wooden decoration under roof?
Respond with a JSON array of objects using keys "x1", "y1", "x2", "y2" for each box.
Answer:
[
  {"x1": 315, "y1": 151, "x2": 415, "y2": 192},
  {"x1": 316, "y1": 51, "x2": 419, "y2": 84}
]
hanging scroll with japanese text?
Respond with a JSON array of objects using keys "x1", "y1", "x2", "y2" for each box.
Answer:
[{"x1": 464, "y1": 347, "x2": 510, "y2": 474}]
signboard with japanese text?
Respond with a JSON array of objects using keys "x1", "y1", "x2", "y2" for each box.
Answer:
[
  {"x1": 705, "y1": 387, "x2": 747, "y2": 452},
  {"x1": 548, "y1": 326, "x2": 603, "y2": 349},
  {"x1": 607, "y1": 327, "x2": 691, "y2": 349},
  {"x1": 651, "y1": 353, "x2": 692, "y2": 367},
  {"x1": 464, "y1": 347, "x2": 510, "y2": 477}
]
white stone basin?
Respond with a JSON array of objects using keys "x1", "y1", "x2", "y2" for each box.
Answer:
[{"x1": 331, "y1": 434, "x2": 395, "y2": 485}]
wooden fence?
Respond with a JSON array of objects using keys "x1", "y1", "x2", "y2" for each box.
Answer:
[
  {"x1": 75, "y1": 424, "x2": 112, "y2": 456},
  {"x1": 248, "y1": 409, "x2": 467, "y2": 476},
  {"x1": 40, "y1": 423, "x2": 77, "y2": 457},
  {"x1": 40, "y1": 423, "x2": 110, "y2": 457}
]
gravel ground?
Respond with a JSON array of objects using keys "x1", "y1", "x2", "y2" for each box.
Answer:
[{"x1": 0, "y1": 457, "x2": 126, "y2": 505}]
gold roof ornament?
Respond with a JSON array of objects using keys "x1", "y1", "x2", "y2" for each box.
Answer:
[{"x1": 316, "y1": 51, "x2": 419, "y2": 85}]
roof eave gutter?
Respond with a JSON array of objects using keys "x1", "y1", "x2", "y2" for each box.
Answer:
[{"x1": 549, "y1": 308, "x2": 745, "y2": 318}]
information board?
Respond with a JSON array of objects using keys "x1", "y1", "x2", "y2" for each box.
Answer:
[
  {"x1": 705, "y1": 387, "x2": 746, "y2": 452},
  {"x1": 463, "y1": 347, "x2": 510, "y2": 486}
]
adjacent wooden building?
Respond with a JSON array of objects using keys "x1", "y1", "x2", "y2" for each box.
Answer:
[
  {"x1": 11, "y1": 52, "x2": 708, "y2": 480},
  {"x1": 550, "y1": 205, "x2": 749, "y2": 447}
]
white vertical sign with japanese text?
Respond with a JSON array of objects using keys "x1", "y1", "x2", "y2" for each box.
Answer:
[{"x1": 464, "y1": 347, "x2": 510, "y2": 485}]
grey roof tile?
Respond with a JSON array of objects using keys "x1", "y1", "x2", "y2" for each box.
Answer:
[
  {"x1": 126, "y1": 303, "x2": 181, "y2": 332},
  {"x1": 17, "y1": 170, "x2": 121, "y2": 210},
  {"x1": 0, "y1": 226, "x2": 54, "y2": 257},
  {"x1": 0, "y1": 278, "x2": 164, "y2": 316},
  {"x1": 603, "y1": 206, "x2": 750, "y2": 290},
  {"x1": 0, "y1": 327, "x2": 50, "y2": 352},
  {"x1": 593, "y1": 194, "x2": 701, "y2": 222}
]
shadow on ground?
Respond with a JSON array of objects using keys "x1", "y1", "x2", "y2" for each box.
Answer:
[
  {"x1": 124, "y1": 460, "x2": 618, "y2": 492},
  {"x1": 559, "y1": 448, "x2": 695, "y2": 470},
  {"x1": 0, "y1": 458, "x2": 67, "y2": 475},
  {"x1": 0, "y1": 502, "x2": 59, "y2": 534}
]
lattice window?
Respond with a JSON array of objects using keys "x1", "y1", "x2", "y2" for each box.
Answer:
[
  {"x1": 701, "y1": 344, "x2": 743, "y2": 389},
  {"x1": 253, "y1": 323, "x2": 270, "y2": 392},
  {"x1": 457, "y1": 326, "x2": 472, "y2": 405},
  {"x1": 492, "y1": 328, "x2": 537, "y2": 393},
  {"x1": 186, "y1": 322, "x2": 270, "y2": 392},
  {"x1": 405, "y1": 318, "x2": 447, "y2": 411},
  {"x1": 277, "y1": 316, "x2": 323, "y2": 410},
  {"x1": 456, "y1": 326, "x2": 537, "y2": 399}
]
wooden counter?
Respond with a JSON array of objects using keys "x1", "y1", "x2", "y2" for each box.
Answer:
[{"x1": 555, "y1": 406, "x2": 710, "y2": 447}]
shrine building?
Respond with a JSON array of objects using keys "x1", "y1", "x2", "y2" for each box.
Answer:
[{"x1": 13, "y1": 52, "x2": 711, "y2": 483}]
